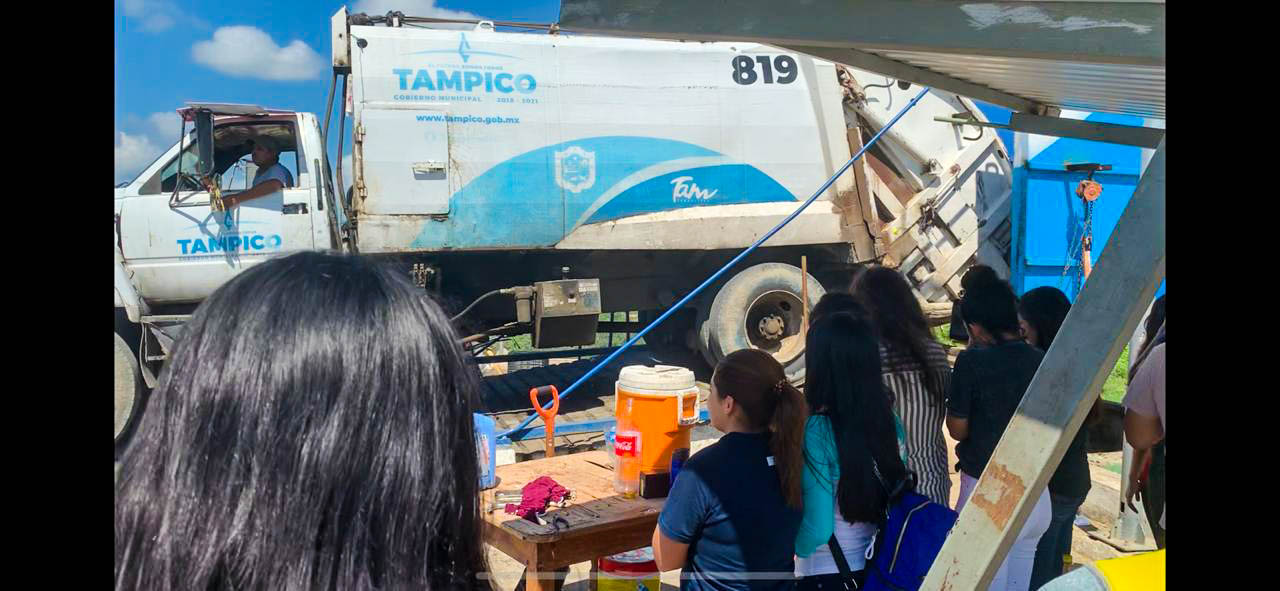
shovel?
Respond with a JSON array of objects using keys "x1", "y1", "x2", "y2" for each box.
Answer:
[{"x1": 529, "y1": 385, "x2": 560, "y2": 458}]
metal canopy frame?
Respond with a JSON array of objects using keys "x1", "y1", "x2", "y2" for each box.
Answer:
[
  {"x1": 558, "y1": 0, "x2": 1165, "y2": 120},
  {"x1": 557, "y1": 2, "x2": 1167, "y2": 588}
]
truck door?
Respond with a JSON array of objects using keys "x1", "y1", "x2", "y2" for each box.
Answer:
[
  {"x1": 355, "y1": 106, "x2": 451, "y2": 215},
  {"x1": 118, "y1": 120, "x2": 314, "y2": 304}
]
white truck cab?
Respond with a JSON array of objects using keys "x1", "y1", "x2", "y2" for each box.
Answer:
[
  {"x1": 115, "y1": 105, "x2": 335, "y2": 306},
  {"x1": 114, "y1": 104, "x2": 340, "y2": 442}
]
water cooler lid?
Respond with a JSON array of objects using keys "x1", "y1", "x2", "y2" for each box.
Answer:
[
  {"x1": 618, "y1": 365, "x2": 695, "y2": 391},
  {"x1": 599, "y1": 547, "x2": 658, "y2": 576}
]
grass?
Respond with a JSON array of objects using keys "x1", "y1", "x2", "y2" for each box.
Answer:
[
  {"x1": 933, "y1": 323, "x2": 1130, "y2": 403},
  {"x1": 499, "y1": 312, "x2": 645, "y2": 354},
  {"x1": 1101, "y1": 345, "x2": 1130, "y2": 403},
  {"x1": 932, "y1": 324, "x2": 959, "y2": 349}
]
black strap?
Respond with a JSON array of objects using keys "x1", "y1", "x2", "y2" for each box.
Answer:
[{"x1": 827, "y1": 534, "x2": 859, "y2": 590}]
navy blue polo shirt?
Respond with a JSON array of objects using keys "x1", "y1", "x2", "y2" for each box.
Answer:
[{"x1": 657, "y1": 432, "x2": 800, "y2": 591}]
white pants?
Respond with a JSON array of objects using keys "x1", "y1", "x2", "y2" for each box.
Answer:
[{"x1": 957, "y1": 472, "x2": 1052, "y2": 591}]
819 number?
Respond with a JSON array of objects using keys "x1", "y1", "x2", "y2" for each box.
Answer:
[{"x1": 732, "y1": 55, "x2": 798, "y2": 85}]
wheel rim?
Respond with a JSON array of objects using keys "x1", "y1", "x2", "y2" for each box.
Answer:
[{"x1": 743, "y1": 290, "x2": 806, "y2": 366}]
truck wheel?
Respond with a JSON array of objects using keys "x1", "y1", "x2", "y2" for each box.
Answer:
[
  {"x1": 701, "y1": 263, "x2": 825, "y2": 377},
  {"x1": 115, "y1": 332, "x2": 142, "y2": 442}
]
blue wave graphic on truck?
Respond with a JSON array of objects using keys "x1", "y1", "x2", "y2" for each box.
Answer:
[{"x1": 409, "y1": 136, "x2": 797, "y2": 250}]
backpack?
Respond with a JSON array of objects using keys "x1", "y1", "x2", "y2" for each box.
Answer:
[{"x1": 828, "y1": 473, "x2": 958, "y2": 591}]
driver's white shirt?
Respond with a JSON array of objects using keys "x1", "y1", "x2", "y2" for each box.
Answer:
[{"x1": 252, "y1": 163, "x2": 294, "y2": 189}]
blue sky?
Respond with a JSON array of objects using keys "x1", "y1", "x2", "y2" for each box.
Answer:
[
  {"x1": 114, "y1": 0, "x2": 1011, "y2": 185},
  {"x1": 114, "y1": 0, "x2": 561, "y2": 184}
]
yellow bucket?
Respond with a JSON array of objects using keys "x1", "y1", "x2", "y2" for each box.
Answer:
[{"x1": 598, "y1": 547, "x2": 660, "y2": 591}]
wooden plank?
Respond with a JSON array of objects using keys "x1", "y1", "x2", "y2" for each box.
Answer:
[
  {"x1": 865, "y1": 150, "x2": 916, "y2": 209},
  {"x1": 837, "y1": 125, "x2": 879, "y2": 261},
  {"x1": 538, "y1": 517, "x2": 658, "y2": 567},
  {"x1": 483, "y1": 520, "x2": 535, "y2": 566},
  {"x1": 921, "y1": 139, "x2": 1165, "y2": 589}
]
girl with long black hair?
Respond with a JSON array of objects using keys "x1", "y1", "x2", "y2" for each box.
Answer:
[
  {"x1": 115, "y1": 252, "x2": 489, "y2": 591},
  {"x1": 1019, "y1": 286, "x2": 1094, "y2": 587},
  {"x1": 850, "y1": 265, "x2": 953, "y2": 506},
  {"x1": 794, "y1": 303, "x2": 908, "y2": 589}
]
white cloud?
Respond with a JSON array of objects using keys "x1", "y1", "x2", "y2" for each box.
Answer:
[
  {"x1": 115, "y1": 131, "x2": 164, "y2": 184},
  {"x1": 114, "y1": 110, "x2": 186, "y2": 184},
  {"x1": 351, "y1": 0, "x2": 481, "y2": 22},
  {"x1": 147, "y1": 111, "x2": 182, "y2": 143},
  {"x1": 121, "y1": 0, "x2": 206, "y2": 33},
  {"x1": 191, "y1": 26, "x2": 324, "y2": 81}
]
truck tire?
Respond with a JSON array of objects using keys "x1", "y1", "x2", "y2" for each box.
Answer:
[
  {"x1": 700, "y1": 263, "x2": 825, "y2": 378},
  {"x1": 115, "y1": 332, "x2": 142, "y2": 442}
]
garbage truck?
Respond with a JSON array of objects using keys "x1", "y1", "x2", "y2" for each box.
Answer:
[{"x1": 114, "y1": 7, "x2": 1015, "y2": 441}]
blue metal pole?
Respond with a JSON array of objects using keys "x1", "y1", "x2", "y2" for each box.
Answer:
[{"x1": 496, "y1": 86, "x2": 933, "y2": 442}]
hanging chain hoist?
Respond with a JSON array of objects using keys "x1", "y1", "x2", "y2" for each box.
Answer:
[{"x1": 1065, "y1": 163, "x2": 1111, "y2": 281}]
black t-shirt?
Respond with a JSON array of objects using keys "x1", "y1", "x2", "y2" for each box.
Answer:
[
  {"x1": 946, "y1": 341, "x2": 1045, "y2": 478},
  {"x1": 657, "y1": 432, "x2": 800, "y2": 591},
  {"x1": 1048, "y1": 414, "x2": 1092, "y2": 500}
]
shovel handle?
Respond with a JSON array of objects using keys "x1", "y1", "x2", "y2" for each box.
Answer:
[
  {"x1": 530, "y1": 386, "x2": 559, "y2": 457},
  {"x1": 530, "y1": 386, "x2": 560, "y2": 421}
]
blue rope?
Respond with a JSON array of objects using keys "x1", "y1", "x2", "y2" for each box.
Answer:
[{"x1": 497, "y1": 86, "x2": 933, "y2": 442}]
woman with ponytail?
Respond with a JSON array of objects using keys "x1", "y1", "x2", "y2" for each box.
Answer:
[
  {"x1": 652, "y1": 348, "x2": 808, "y2": 591},
  {"x1": 794, "y1": 301, "x2": 909, "y2": 590}
]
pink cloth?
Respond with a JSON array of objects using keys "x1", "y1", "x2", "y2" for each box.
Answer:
[{"x1": 504, "y1": 476, "x2": 571, "y2": 518}]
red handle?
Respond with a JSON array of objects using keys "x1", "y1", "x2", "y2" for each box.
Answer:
[{"x1": 530, "y1": 385, "x2": 560, "y2": 421}]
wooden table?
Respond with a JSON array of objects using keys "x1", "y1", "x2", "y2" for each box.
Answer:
[{"x1": 482, "y1": 450, "x2": 666, "y2": 591}]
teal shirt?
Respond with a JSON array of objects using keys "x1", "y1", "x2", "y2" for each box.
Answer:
[{"x1": 795, "y1": 414, "x2": 908, "y2": 557}]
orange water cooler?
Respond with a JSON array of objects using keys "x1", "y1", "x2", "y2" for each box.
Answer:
[{"x1": 614, "y1": 365, "x2": 700, "y2": 491}]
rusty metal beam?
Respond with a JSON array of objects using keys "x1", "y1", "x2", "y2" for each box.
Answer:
[
  {"x1": 922, "y1": 138, "x2": 1165, "y2": 589},
  {"x1": 1008, "y1": 113, "x2": 1164, "y2": 148}
]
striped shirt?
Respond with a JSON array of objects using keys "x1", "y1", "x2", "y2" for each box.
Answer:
[{"x1": 880, "y1": 340, "x2": 953, "y2": 506}]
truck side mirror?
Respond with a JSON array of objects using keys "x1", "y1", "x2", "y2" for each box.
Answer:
[{"x1": 194, "y1": 109, "x2": 215, "y2": 177}]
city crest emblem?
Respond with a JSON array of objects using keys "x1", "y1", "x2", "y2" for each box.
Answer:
[{"x1": 554, "y1": 146, "x2": 596, "y2": 194}]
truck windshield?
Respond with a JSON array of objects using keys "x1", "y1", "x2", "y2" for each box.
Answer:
[{"x1": 156, "y1": 143, "x2": 202, "y2": 193}]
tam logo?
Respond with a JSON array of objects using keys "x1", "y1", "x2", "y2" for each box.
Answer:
[{"x1": 670, "y1": 176, "x2": 719, "y2": 201}]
